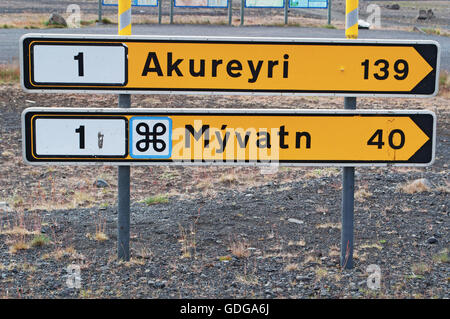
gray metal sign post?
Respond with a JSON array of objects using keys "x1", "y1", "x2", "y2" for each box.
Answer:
[
  {"x1": 170, "y1": 0, "x2": 174, "y2": 24},
  {"x1": 340, "y1": 96, "x2": 355, "y2": 269},
  {"x1": 341, "y1": 0, "x2": 358, "y2": 269},
  {"x1": 328, "y1": 0, "x2": 332, "y2": 25},
  {"x1": 118, "y1": 94, "x2": 131, "y2": 261},
  {"x1": 228, "y1": 0, "x2": 233, "y2": 25},
  {"x1": 158, "y1": 0, "x2": 162, "y2": 24},
  {"x1": 284, "y1": 0, "x2": 288, "y2": 25},
  {"x1": 98, "y1": 0, "x2": 103, "y2": 23},
  {"x1": 240, "y1": 0, "x2": 244, "y2": 26}
]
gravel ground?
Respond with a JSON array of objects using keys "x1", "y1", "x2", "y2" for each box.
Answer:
[{"x1": 0, "y1": 84, "x2": 448, "y2": 299}]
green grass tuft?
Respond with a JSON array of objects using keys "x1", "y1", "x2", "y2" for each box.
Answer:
[
  {"x1": 142, "y1": 195, "x2": 169, "y2": 205},
  {"x1": 29, "y1": 234, "x2": 51, "y2": 247}
]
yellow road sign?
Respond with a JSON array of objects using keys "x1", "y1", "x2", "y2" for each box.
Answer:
[
  {"x1": 22, "y1": 108, "x2": 436, "y2": 166},
  {"x1": 20, "y1": 34, "x2": 440, "y2": 96}
]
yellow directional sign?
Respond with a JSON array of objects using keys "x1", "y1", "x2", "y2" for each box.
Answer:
[
  {"x1": 21, "y1": 34, "x2": 440, "y2": 96},
  {"x1": 22, "y1": 108, "x2": 436, "y2": 166}
]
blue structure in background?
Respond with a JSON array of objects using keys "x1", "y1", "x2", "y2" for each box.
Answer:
[
  {"x1": 174, "y1": 0, "x2": 228, "y2": 8},
  {"x1": 102, "y1": 0, "x2": 158, "y2": 7},
  {"x1": 245, "y1": 0, "x2": 284, "y2": 8},
  {"x1": 289, "y1": 0, "x2": 328, "y2": 8},
  {"x1": 245, "y1": 0, "x2": 327, "y2": 9}
]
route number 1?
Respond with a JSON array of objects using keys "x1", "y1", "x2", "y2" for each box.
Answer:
[
  {"x1": 74, "y1": 52, "x2": 84, "y2": 77},
  {"x1": 75, "y1": 125, "x2": 85, "y2": 149}
]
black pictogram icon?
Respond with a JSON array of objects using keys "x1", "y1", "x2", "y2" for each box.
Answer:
[{"x1": 135, "y1": 122, "x2": 167, "y2": 152}]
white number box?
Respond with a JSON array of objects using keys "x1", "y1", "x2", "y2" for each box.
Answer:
[
  {"x1": 31, "y1": 43, "x2": 127, "y2": 85},
  {"x1": 34, "y1": 118, "x2": 127, "y2": 157}
]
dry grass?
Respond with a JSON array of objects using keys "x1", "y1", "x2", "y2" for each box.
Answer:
[
  {"x1": 0, "y1": 63, "x2": 20, "y2": 83},
  {"x1": 432, "y1": 249, "x2": 449, "y2": 264},
  {"x1": 219, "y1": 174, "x2": 239, "y2": 186},
  {"x1": 0, "y1": 226, "x2": 37, "y2": 236},
  {"x1": 360, "y1": 243, "x2": 383, "y2": 250},
  {"x1": 328, "y1": 245, "x2": 340, "y2": 257},
  {"x1": 315, "y1": 267, "x2": 328, "y2": 281},
  {"x1": 437, "y1": 70, "x2": 450, "y2": 98},
  {"x1": 229, "y1": 240, "x2": 250, "y2": 259},
  {"x1": 42, "y1": 246, "x2": 85, "y2": 261},
  {"x1": 355, "y1": 188, "x2": 373, "y2": 202},
  {"x1": 411, "y1": 262, "x2": 432, "y2": 275},
  {"x1": 303, "y1": 254, "x2": 321, "y2": 264},
  {"x1": 9, "y1": 241, "x2": 30, "y2": 254},
  {"x1": 304, "y1": 167, "x2": 340, "y2": 178},
  {"x1": 178, "y1": 214, "x2": 199, "y2": 259},
  {"x1": 284, "y1": 263, "x2": 299, "y2": 272},
  {"x1": 93, "y1": 212, "x2": 109, "y2": 242},
  {"x1": 399, "y1": 179, "x2": 431, "y2": 194},
  {"x1": 235, "y1": 273, "x2": 259, "y2": 285},
  {"x1": 94, "y1": 232, "x2": 108, "y2": 242},
  {"x1": 315, "y1": 205, "x2": 329, "y2": 214},
  {"x1": 316, "y1": 222, "x2": 341, "y2": 229},
  {"x1": 287, "y1": 240, "x2": 306, "y2": 247}
]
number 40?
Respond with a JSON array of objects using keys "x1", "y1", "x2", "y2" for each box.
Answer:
[{"x1": 367, "y1": 129, "x2": 405, "y2": 149}]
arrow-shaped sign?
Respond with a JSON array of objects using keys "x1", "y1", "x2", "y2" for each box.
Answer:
[
  {"x1": 20, "y1": 34, "x2": 440, "y2": 97},
  {"x1": 22, "y1": 108, "x2": 436, "y2": 166}
]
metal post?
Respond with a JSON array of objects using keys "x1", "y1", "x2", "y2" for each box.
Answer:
[
  {"x1": 340, "y1": 97, "x2": 356, "y2": 269},
  {"x1": 98, "y1": 0, "x2": 103, "y2": 24},
  {"x1": 228, "y1": 0, "x2": 233, "y2": 25},
  {"x1": 340, "y1": 0, "x2": 358, "y2": 270},
  {"x1": 118, "y1": 0, "x2": 132, "y2": 262},
  {"x1": 284, "y1": 0, "x2": 288, "y2": 25},
  {"x1": 240, "y1": 0, "x2": 244, "y2": 26},
  {"x1": 158, "y1": 0, "x2": 162, "y2": 24},
  {"x1": 170, "y1": 0, "x2": 174, "y2": 24},
  {"x1": 327, "y1": 0, "x2": 331, "y2": 25}
]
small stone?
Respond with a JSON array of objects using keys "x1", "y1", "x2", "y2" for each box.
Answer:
[
  {"x1": 273, "y1": 287, "x2": 283, "y2": 293},
  {"x1": 320, "y1": 288, "x2": 329, "y2": 296},
  {"x1": 296, "y1": 275, "x2": 311, "y2": 282},
  {"x1": 386, "y1": 4, "x2": 400, "y2": 10},
  {"x1": 95, "y1": 179, "x2": 109, "y2": 188},
  {"x1": 0, "y1": 202, "x2": 11, "y2": 212},
  {"x1": 427, "y1": 237, "x2": 438, "y2": 244},
  {"x1": 48, "y1": 13, "x2": 67, "y2": 27},
  {"x1": 418, "y1": 9, "x2": 428, "y2": 20},
  {"x1": 153, "y1": 281, "x2": 166, "y2": 289},
  {"x1": 287, "y1": 218, "x2": 304, "y2": 225}
]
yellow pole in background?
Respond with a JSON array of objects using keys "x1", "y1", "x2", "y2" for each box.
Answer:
[
  {"x1": 345, "y1": 0, "x2": 358, "y2": 39},
  {"x1": 119, "y1": 0, "x2": 132, "y2": 36}
]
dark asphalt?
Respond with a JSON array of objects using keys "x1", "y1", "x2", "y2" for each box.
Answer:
[{"x1": 1, "y1": 24, "x2": 449, "y2": 71}]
